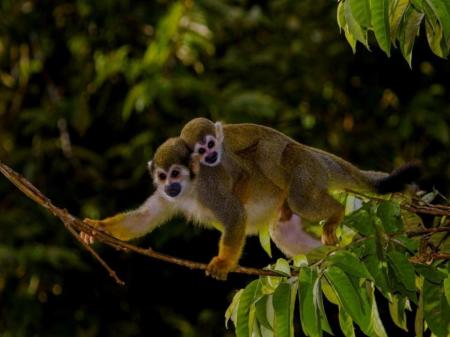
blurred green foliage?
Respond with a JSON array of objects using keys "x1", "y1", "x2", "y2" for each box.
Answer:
[{"x1": 0, "y1": 0, "x2": 449, "y2": 336}]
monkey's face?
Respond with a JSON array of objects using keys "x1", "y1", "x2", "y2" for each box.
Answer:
[
  {"x1": 148, "y1": 137, "x2": 193, "y2": 201},
  {"x1": 191, "y1": 122, "x2": 224, "y2": 167},
  {"x1": 150, "y1": 163, "x2": 192, "y2": 200}
]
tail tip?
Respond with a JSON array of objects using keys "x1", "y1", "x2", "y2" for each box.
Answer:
[{"x1": 376, "y1": 161, "x2": 422, "y2": 194}]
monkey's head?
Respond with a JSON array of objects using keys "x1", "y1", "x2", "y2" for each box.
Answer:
[
  {"x1": 148, "y1": 137, "x2": 193, "y2": 200},
  {"x1": 180, "y1": 117, "x2": 224, "y2": 167}
]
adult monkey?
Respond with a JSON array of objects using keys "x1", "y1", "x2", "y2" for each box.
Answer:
[
  {"x1": 180, "y1": 117, "x2": 421, "y2": 247},
  {"x1": 82, "y1": 136, "x2": 319, "y2": 280}
]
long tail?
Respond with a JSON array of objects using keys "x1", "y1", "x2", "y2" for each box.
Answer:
[{"x1": 372, "y1": 162, "x2": 422, "y2": 194}]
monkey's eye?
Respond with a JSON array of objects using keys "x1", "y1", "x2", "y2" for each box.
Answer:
[
  {"x1": 207, "y1": 140, "x2": 215, "y2": 149},
  {"x1": 158, "y1": 172, "x2": 167, "y2": 181},
  {"x1": 171, "y1": 170, "x2": 180, "y2": 178},
  {"x1": 198, "y1": 148, "x2": 206, "y2": 154}
]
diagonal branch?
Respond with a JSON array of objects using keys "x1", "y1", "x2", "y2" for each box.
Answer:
[
  {"x1": 0, "y1": 161, "x2": 280, "y2": 282},
  {"x1": 1, "y1": 162, "x2": 449, "y2": 284}
]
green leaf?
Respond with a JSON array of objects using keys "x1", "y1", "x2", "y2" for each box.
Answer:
[
  {"x1": 226, "y1": 289, "x2": 243, "y2": 328},
  {"x1": 337, "y1": 1, "x2": 347, "y2": 32},
  {"x1": 389, "y1": 295, "x2": 409, "y2": 331},
  {"x1": 324, "y1": 266, "x2": 365, "y2": 326},
  {"x1": 350, "y1": 0, "x2": 371, "y2": 27},
  {"x1": 259, "y1": 224, "x2": 272, "y2": 257},
  {"x1": 338, "y1": 1, "x2": 358, "y2": 53},
  {"x1": 237, "y1": 280, "x2": 261, "y2": 337},
  {"x1": 366, "y1": 283, "x2": 388, "y2": 337},
  {"x1": 364, "y1": 254, "x2": 390, "y2": 296},
  {"x1": 339, "y1": 308, "x2": 355, "y2": 337},
  {"x1": 345, "y1": 0, "x2": 369, "y2": 47},
  {"x1": 444, "y1": 276, "x2": 450, "y2": 306},
  {"x1": 273, "y1": 282, "x2": 293, "y2": 337},
  {"x1": 377, "y1": 201, "x2": 403, "y2": 233},
  {"x1": 255, "y1": 295, "x2": 273, "y2": 331},
  {"x1": 313, "y1": 277, "x2": 333, "y2": 335},
  {"x1": 415, "y1": 264, "x2": 447, "y2": 283},
  {"x1": 425, "y1": 18, "x2": 445, "y2": 57},
  {"x1": 273, "y1": 258, "x2": 291, "y2": 277},
  {"x1": 387, "y1": 251, "x2": 416, "y2": 292},
  {"x1": 399, "y1": 6, "x2": 424, "y2": 66},
  {"x1": 415, "y1": 278, "x2": 424, "y2": 337},
  {"x1": 426, "y1": 0, "x2": 450, "y2": 41},
  {"x1": 298, "y1": 267, "x2": 321, "y2": 337},
  {"x1": 342, "y1": 205, "x2": 375, "y2": 236},
  {"x1": 390, "y1": 0, "x2": 411, "y2": 43},
  {"x1": 370, "y1": 0, "x2": 392, "y2": 56},
  {"x1": 423, "y1": 278, "x2": 450, "y2": 337},
  {"x1": 327, "y1": 250, "x2": 373, "y2": 280}
]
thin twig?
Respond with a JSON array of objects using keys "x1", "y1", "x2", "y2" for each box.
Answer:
[
  {"x1": 346, "y1": 189, "x2": 450, "y2": 217},
  {"x1": 406, "y1": 227, "x2": 450, "y2": 237}
]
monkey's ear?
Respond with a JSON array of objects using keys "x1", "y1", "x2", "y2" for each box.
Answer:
[
  {"x1": 214, "y1": 121, "x2": 224, "y2": 144},
  {"x1": 147, "y1": 160, "x2": 154, "y2": 174}
]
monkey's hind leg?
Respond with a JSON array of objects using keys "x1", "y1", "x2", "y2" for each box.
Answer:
[{"x1": 286, "y1": 169, "x2": 344, "y2": 245}]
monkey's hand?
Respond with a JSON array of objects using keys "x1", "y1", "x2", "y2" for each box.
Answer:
[{"x1": 205, "y1": 256, "x2": 237, "y2": 281}]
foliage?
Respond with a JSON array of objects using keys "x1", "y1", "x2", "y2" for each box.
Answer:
[
  {"x1": 226, "y1": 197, "x2": 450, "y2": 337},
  {"x1": 337, "y1": 0, "x2": 450, "y2": 65},
  {"x1": 0, "y1": 0, "x2": 449, "y2": 336}
]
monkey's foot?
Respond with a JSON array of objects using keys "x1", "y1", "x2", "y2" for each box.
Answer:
[
  {"x1": 321, "y1": 227, "x2": 339, "y2": 246},
  {"x1": 205, "y1": 256, "x2": 236, "y2": 281},
  {"x1": 80, "y1": 218, "x2": 103, "y2": 245}
]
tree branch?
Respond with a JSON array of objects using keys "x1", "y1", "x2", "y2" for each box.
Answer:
[
  {"x1": 1, "y1": 161, "x2": 448, "y2": 284},
  {"x1": 0, "y1": 161, "x2": 281, "y2": 282}
]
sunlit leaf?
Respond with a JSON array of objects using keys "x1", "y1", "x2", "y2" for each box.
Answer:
[
  {"x1": 298, "y1": 267, "x2": 321, "y2": 337},
  {"x1": 389, "y1": 295, "x2": 409, "y2": 331},
  {"x1": 366, "y1": 282, "x2": 388, "y2": 337},
  {"x1": 345, "y1": 0, "x2": 369, "y2": 47},
  {"x1": 313, "y1": 277, "x2": 332, "y2": 335},
  {"x1": 370, "y1": 0, "x2": 391, "y2": 56},
  {"x1": 259, "y1": 224, "x2": 272, "y2": 257},
  {"x1": 389, "y1": 0, "x2": 411, "y2": 43},
  {"x1": 273, "y1": 282, "x2": 293, "y2": 337},
  {"x1": 338, "y1": 1, "x2": 358, "y2": 52},
  {"x1": 338, "y1": 308, "x2": 355, "y2": 337},
  {"x1": 350, "y1": 0, "x2": 371, "y2": 27},
  {"x1": 399, "y1": 6, "x2": 424, "y2": 66},
  {"x1": 324, "y1": 266, "x2": 365, "y2": 327},
  {"x1": 327, "y1": 250, "x2": 372, "y2": 280},
  {"x1": 425, "y1": 0, "x2": 450, "y2": 41},
  {"x1": 255, "y1": 295, "x2": 273, "y2": 331},
  {"x1": 237, "y1": 280, "x2": 261, "y2": 337},
  {"x1": 226, "y1": 289, "x2": 243, "y2": 328}
]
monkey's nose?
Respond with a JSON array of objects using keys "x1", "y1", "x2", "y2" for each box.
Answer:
[
  {"x1": 205, "y1": 151, "x2": 218, "y2": 164},
  {"x1": 165, "y1": 183, "x2": 182, "y2": 197}
]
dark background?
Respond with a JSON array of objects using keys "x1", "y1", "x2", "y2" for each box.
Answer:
[{"x1": 0, "y1": 0, "x2": 449, "y2": 336}]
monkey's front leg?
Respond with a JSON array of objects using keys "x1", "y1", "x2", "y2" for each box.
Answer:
[
  {"x1": 81, "y1": 193, "x2": 174, "y2": 243},
  {"x1": 206, "y1": 201, "x2": 247, "y2": 280},
  {"x1": 207, "y1": 220, "x2": 246, "y2": 280}
]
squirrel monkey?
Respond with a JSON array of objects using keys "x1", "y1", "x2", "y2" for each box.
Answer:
[
  {"x1": 82, "y1": 135, "x2": 320, "y2": 280},
  {"x1": 180, "y1": 118, "x2": 421, "y2": 247}
]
